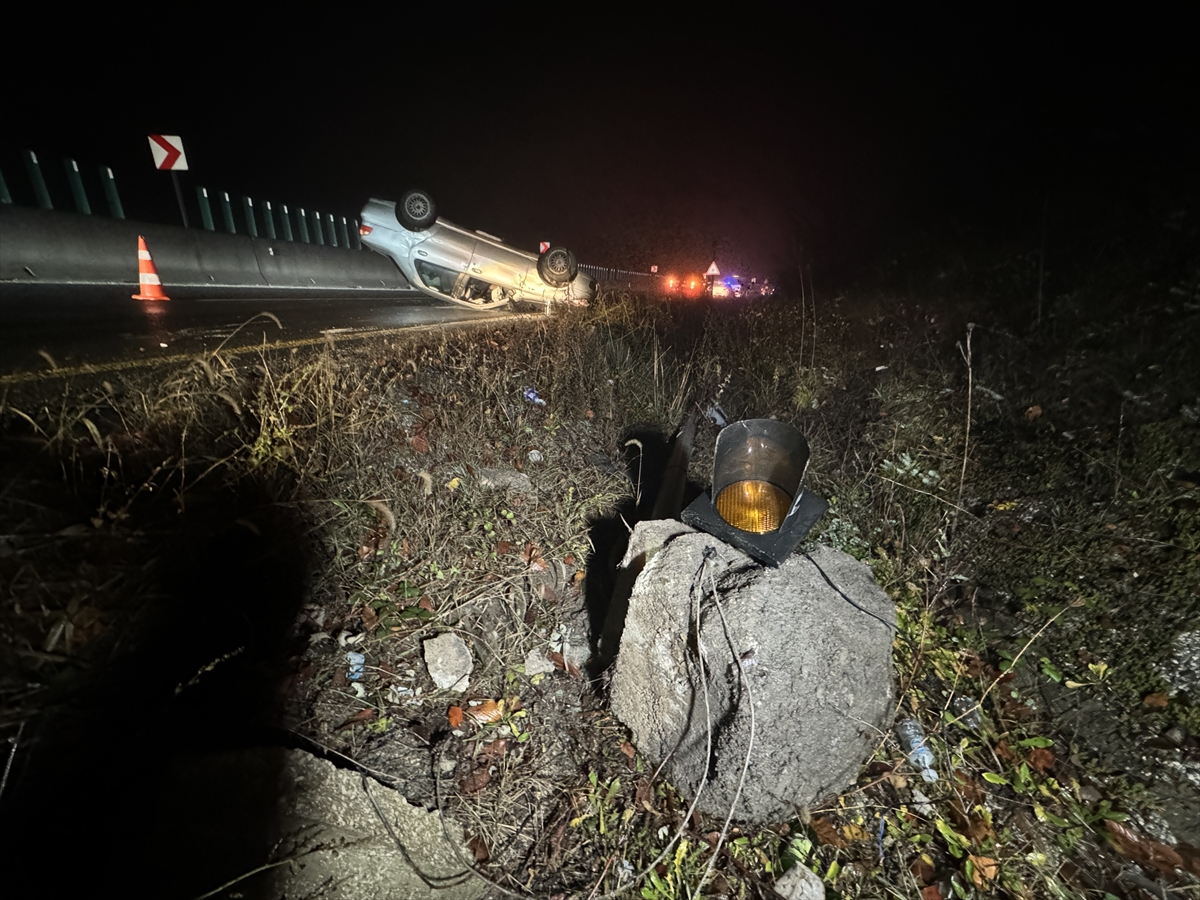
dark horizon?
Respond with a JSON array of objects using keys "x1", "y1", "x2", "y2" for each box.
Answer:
[{"x1": 4, "y1": 16, "x2": 1197, "y2": 287}]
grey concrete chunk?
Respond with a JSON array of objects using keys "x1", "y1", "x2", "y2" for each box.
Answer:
[
  {"x1": 269, "y1": 750, "x2": 483, "y2": 900},
  {"x1": 610, "y1": 524, "x2": 895, "y2": 823},
  {"x1": 423, "y1": 632, "x2": 473, "y2": 692}
]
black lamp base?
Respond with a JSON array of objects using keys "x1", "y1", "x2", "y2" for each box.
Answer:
[{"x1": 681, "y1": 490, "x2": 829, "y2": 567}]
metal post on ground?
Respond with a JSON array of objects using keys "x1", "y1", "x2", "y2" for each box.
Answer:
[
  {"x1": 22, "y1": 150, "x2": 52, "y2": 209},
  {"x1": 326, "y1": 213, "x2": 338, "y2": 248},
  {"x1": 101, "y1": 166, "x2": 125, "y2": 218},
  {"x1": 263, "y1": 201, "x2": 277, "y2": 239},
  {"x1": 170, "y1": 171, "x2": 189, "y2": 227},
  {"x1": 221, "y1": 191, "x2": 236, "y2": 233},
  {"x1": 311, "y1": 210, "x2": 324, "y2": 246},
  {"x1": 281, "y1": 205, "x2": 294, "y2": 241},
  {"x1": 63, "y1": 158, "x2": 91, "y2": 214},
  {"x1": 196, "y1": 186, "x2": 215, "y2": 231},
  {"x1": 351, "y1": 218, "x2": 362, "y2": 249},
  {"x1": 242, "y1": 196, "x2": 258, "y2": 238},
  {"x1": 0, "y1": 167, "x2": 13, "y2": 204},
  {"x1": 297, "y1": 207, "x2": 310, "y2": 243},
  {"x1": 338, "y1": 215, "x2": 350, "y2": 249}
]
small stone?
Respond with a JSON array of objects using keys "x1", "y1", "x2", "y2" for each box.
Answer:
[
  {"x1": 524, "y1": 648, "x2": 556, "y2": 677},
  {"x1": 423, "y1": 633, "x2": 473, "y2": 692},
  {"x1": 774, "y1": 862, "x2": 824, "y2": 900},
  {"x1": 478, "y1": 467, "x2": 533, "y2": 493}
]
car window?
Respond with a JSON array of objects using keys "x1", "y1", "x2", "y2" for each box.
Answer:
[{"x1": 414, "y1": 260, "x2": 458, "y2": 296}]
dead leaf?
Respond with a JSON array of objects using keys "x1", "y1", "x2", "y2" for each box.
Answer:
[
  {"x1": 549, "y1": 651, "x2": 566, "y2": 672},
  {"x1": 418, "y1": 596, "x2": 435, "y2": 612},
  {"x1": 563, "y1": 553, "x2": 576, "y2": 566},
  {"x1": 620, "y1": 741, "x2": 636, "y2": 759},
  {"x1": 1028, "y1": 746, "x2": 1056, "y2": 774},
  {"x1": 1176, "y1": 842, "x2": 1200, "y2": 878},
  {"x1": 1143, "y1": 692, "x2": 1169, "y2": 708},
  {"x1": 953, "y1": 770, "x2": 986, "y2": 805},
  {"x1": 401, "y1": 537, "x2": 411, "y2": 556},
  {"x1": 478, "y1": 738, "x2": 508, "y2": 761},
  {"x1": 635, "y1": 778, "x2": 654, "y2": 811},
  {"x1": 447, "y1": 706, "x2": 464, "y2": 728},
  {"x1": 495, "y1": 540, "x2": 513, "y2": 555},
  {"x1": 334, "y1": 708, "x2": 378, "y2": 732},
  {"x1": 358, "y1": 605, "x2": 380, "y2": 630},
  {"x1": 910, "y1": 859, "x2": 936, "y2": 884},
  {"x1": 410, "y1": 431, "x2": 430, "y2": 453},
  {"x1": 465, "y1": 699, "x2": 502, "y2": 725},
  {"x1": 1105, "y1": 819, "x2": 1184, "y2": 875},
  {"x1": 968, "y1": 855, "x2": 998, "y2": 888},
  {"x1": 842, "y1": 823, "x2": 870, "y2": 842},
  {"x1": 920, "y1": 884, "x2": 943, "y2": 900},
  {"x1": 459, "y1": 766, "x2": 491, "y2": 794},
  {"x1": 521, "y1": 542, "x2": 547, "y2": 570},
  {"x1": 1024, "y1": 405, "x2": 1043, "y2": 421},
  {"x1": 812, "y1": 816, "x2": 848, "y2": 849},
  {"x1": 467, "y1": 834, "x2": 490, "y2": 863}
]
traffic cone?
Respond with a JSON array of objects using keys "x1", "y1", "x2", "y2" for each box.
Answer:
[{"x1": 132, "y1": 235, "x2": 170, "y2": 301}]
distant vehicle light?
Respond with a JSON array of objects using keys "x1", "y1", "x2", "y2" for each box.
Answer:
[{"x1": 359, "y1": 225, "x2": 373, "y2": 236}]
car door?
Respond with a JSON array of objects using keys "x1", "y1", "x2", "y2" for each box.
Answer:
[{"x1": 412, "y1": 226, "x2": 477, "y2": 298}]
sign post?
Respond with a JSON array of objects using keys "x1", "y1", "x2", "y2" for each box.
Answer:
[
  {"x1": 147, "y1": 134, "x2": 190, "y2": 227},
  {"x1": 704, "y1": 260, "x2": 720, "y2": 298}
]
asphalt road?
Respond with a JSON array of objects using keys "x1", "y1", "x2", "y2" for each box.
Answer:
[{"x1": 0, "y1": 284, "x2": 519, "y2": 380}]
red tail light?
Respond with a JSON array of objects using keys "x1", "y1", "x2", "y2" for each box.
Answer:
[{"x1": 359, "y1": 225, "x2": 373, "y2": 236}]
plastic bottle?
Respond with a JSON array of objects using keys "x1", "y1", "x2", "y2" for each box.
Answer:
[
  {"x1": 953, "y1": 696, "x2": 982, "y2": 731},
  {"x1": 895, "y1": 719, "x2": 938, "y2": 782}
]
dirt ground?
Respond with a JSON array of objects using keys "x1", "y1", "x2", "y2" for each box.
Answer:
[{"x1": 1, "y1": 258, "x2": 1198, "y2": 898}]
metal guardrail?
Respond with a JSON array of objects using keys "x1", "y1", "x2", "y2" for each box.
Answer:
[
  {"x1": 1, "y1": 149, "x2": 364, "y2": 251},
  {"x1": 579, "y1": 263, "x2": 657, "y2": 291},
  {"x1": 2, "y1": 148, "x2": 661, "y2": 280}
]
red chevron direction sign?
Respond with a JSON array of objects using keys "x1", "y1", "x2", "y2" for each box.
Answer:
[{"x1": 147, "y1": 134, "x2": 188, "y2": 171}]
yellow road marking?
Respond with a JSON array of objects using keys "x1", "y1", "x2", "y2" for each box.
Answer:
[{"x1": 0, "y1": 314, "x2": 528, "y2": 386}]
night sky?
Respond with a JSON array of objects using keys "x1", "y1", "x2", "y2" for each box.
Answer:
[{"x1": 4, "y1": 15, "x2": 1196, "y2": 285}]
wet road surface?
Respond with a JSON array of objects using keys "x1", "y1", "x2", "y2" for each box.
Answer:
[{"x1": 0, "y1": 284, "x2": 519, "y2": 379}]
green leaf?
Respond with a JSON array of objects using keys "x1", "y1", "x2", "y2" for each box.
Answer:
[
  {"x1": 982, "y1": 772, "x2": 1009, "y2": 785},
  {"x1": 1017, "y1": 736, "x2": 1054, "y2": 748},
  {"x1": 935, "y1": 820, "x2": 968, "y2": 858},
  {"x1": 824, "y1": 860, "x2": 841, "y2": 883},
  {"x1": 1039, "y1": 657, "x2": 1063, "y2": 682},
  {"x1": 1033, "y1": 805, "x2": 1070, "y2": 828}
]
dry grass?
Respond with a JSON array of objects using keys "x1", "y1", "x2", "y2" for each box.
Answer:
[{"x1": 1, "y1": 277, "x2": 1198, "y2": 898}]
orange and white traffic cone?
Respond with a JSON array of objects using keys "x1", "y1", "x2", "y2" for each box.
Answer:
[{"x1": 132, "y1": 235, "x2": 170, "y2": 301}]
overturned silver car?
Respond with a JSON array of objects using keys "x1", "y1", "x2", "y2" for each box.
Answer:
[{"x1": 359, "y1": 190, "x2": 595, "y2": 311}]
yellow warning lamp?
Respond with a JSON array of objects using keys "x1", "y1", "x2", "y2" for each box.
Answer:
[{"x1": 682, "y1": 419, "x2": 827, "y2": 566}]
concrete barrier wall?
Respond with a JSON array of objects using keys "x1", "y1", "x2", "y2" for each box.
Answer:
[{"x1": 0, "y1": 205, "x2": 411, "y2": 290}]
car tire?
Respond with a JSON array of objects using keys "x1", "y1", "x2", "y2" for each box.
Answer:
[
  {"x1": 397, "y1": 189, "x2": 437, "y2": 230},
  {"x1": 537, "y1": 246, "x2": 578, "y2": 287}
]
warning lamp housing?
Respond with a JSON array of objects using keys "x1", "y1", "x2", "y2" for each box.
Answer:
[{"x1": 682, "y1": 419, "x2": 827, "y2": 566}]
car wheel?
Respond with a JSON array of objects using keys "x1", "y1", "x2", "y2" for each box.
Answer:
[
  {"x1": 537, "y1": 246, "x2": 578, "y2": 287},
  {"x1": 397, "y1": 189, "x2": 437, "y2": 230}
]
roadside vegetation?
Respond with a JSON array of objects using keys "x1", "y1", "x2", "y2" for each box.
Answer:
[{"x1": 1, "y1": 243, "x2": 1198, "y2": 898}]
